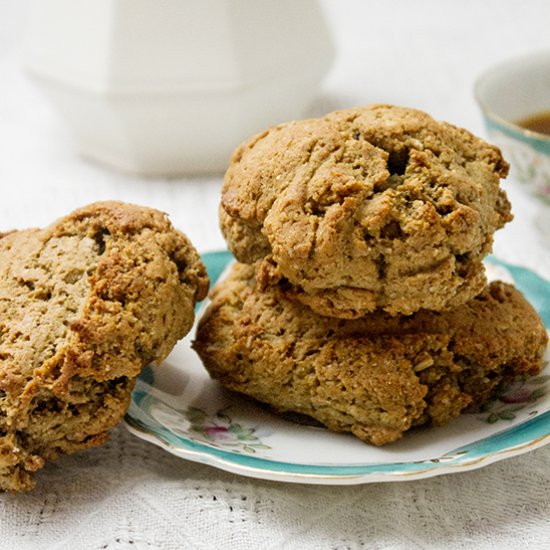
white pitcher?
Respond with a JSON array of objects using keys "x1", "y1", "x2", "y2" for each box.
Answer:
[{"x1": 25, "y1": 0, "x2": 334, "y2": 176}]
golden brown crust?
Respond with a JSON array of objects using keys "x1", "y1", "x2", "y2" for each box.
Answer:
[
  {"x1": 193, "y1": 263, "x2": 547, "y2": 446},
  {"x1": 0, "y1": 201, "x2": 208, "y2": 491},
  {"x1": 220, "y1": 105, "x2": 512, "y2": 317}
]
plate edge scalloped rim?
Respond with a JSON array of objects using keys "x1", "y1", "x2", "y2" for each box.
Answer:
[{"x1": 124, "y1": 414, "x2": 550, "y2": 485}]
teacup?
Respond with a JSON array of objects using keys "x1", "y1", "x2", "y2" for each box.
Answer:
[{"x1": 475, "y1": 50, "x2": 550, "y2": 204}]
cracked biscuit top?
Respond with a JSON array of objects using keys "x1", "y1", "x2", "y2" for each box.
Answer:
[{"x1": 220, "y1": 104, "x2": 512, "y2": 317}]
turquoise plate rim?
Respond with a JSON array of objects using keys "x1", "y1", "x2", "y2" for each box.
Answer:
[{"x1": 125, "y1": 251, "x2": 550, "y2": 484}]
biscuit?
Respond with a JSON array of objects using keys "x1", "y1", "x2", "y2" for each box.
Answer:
[
  {"x1": 193, "y1": 263, "x2": 547, "y2": 446},
  {"x1": 0, "y1": 201, "x2": 209, "y2": 491},
  {"x1": 220, "y1": 105, "x2": 512, "y2": 317}
]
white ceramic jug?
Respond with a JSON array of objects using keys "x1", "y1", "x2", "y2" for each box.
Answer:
[{"x1": 25, "y1": 0, "x2": 334, "y2": 176}]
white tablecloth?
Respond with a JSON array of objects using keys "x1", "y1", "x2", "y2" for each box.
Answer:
[{"x1": 1, "y1": 1, "x2": 550, "y2": 548}]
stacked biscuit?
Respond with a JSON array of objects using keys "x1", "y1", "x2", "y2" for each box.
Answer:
[{"x1": 194, "y1": 105, "x2": 548, "y2": 446}]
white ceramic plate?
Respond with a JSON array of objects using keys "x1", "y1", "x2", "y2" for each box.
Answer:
[{"x1": 125, "y1": 252, "x2": 550, "y2": 485}]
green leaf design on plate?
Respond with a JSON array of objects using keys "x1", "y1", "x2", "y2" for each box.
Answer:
[
  {"x1": 498, "y1": 411, "x2": 516, "y2": 421},
  {"x1": 181, "y1": 404, "x2": 271, "y2": 454}
]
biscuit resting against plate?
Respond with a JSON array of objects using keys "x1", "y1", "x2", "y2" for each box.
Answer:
[
  {"x1": 0, "y1": 201, "x2": 209, "y2": 492},
  {"x1": 220, "y1": 104, "x2": 512, "y2": 317},
  {"x1": 193, "y1": 263, "x2": 548, "y2": 446}
]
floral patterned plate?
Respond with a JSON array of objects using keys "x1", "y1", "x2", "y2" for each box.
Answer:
[{"x1": 124, "y1": 252, "x2": 550, "y2": 484}]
